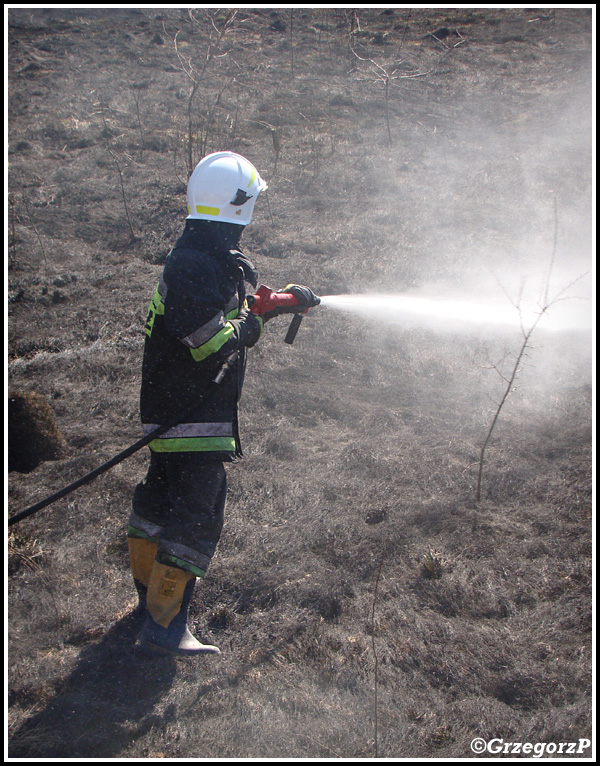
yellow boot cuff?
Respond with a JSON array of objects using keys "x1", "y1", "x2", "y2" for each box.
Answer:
[
  {"x1": 147, "y1": 561, "x2": 195, "y2": 628},
  {"x1": 128, "y1": 537, "x2": 159, "y2": 587}
]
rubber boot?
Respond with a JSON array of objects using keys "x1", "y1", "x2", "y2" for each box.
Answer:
[
  {"x1": 138, "y1": 561, "x2": 220, "y2": 657},
  {"x1": 128, "y1": 536, "x2": 158, "y2": 613}
]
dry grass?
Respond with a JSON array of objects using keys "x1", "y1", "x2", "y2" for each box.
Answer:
[{"x1": 8, "y1": 7, "x2": 593, "y2": 760}]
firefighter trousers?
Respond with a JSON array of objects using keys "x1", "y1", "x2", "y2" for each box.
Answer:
[{"x1": 128, "y1": 451, "x2": 227, "y2": 578}]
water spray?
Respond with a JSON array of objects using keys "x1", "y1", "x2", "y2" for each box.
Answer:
[{"x1": 318, "y1": 293, "x2": 592, "y2": 334}]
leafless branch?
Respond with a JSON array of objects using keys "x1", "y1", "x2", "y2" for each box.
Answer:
[
  {"x1": 476, "y1": 200, "x2": 588, "y2": 501},
  {"x1": 349, "y1": 43, "x2": 436, "y2": 144},
  {"x1": 169, "y1": 10, "x2": 238, "y2": 172},
  {"x1": 22, "y1": 193, "x2": 49, "y2": 269},
  {"x1": 96, "y1": 97, "x2": 137, "y2": 241}
]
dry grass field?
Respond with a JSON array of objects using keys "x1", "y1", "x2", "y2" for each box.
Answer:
[{"x1": 7, "y1": 7, "x2": 593, "y2": 759}]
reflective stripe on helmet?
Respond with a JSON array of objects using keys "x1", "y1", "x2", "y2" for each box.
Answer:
[{"x1": 194, "y1": 205, "x2": 220, "y2": 217}]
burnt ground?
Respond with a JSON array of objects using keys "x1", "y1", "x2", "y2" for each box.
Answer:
[{"x1": 7, "y1": 7, "x2": 594, "y2": 759}]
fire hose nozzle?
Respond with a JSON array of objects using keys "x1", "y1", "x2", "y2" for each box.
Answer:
[
  {"x1": 249, "y1": 285, "x2": 301, "y2": 316},
  {"x1": 249, "y1": 284, "x2": 320, "y2": 344}
]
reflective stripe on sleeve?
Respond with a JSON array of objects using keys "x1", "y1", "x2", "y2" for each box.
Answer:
[
  {"x1": 181, "y1": 311, "x2": 226, "y2": 350},
  {"x1": 188, "y1": 323, "x2": 235, "y2": 361},
  {"x1": 180, "y1": 300, "x2": 240, "y2": 361}
]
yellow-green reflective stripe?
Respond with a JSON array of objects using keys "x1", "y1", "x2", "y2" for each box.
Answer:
[
  {"x1": 152, "y1": 287, "x2": 165, "y2": 315},
  {"x1": 143, "y1": 422, "x2": 232, "y2": 439},
  {"x1": 189, "y1": 323, "x2": 235, "y2": 362},
  {"x1": 145, "y1": 287, "x2": 165, "y2": 337},
  {"x1": 248, "y1": 168, "x2": 256, "y2": 188},
  {"x1": 127, "y1": 525, "x2": 159, "y2": 543},
  {"x1": 159, "y1": 554, "x2": 206, "y2": 578},
  {"x1": 196, "y1": 205, "x2": 220, "y2": 216},
  {"x1": 149, "y1": 436, "x2": 236, "y2": 452}
]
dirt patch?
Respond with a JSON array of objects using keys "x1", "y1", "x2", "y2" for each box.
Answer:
[{"x1": 8, "y1": 390, "x2": 68, "y2": 473}]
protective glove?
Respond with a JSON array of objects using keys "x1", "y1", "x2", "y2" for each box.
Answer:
[
  {"x1": 284, "y1": 284, "x2": 321, "y2": 309},
  {"x1": 238, "y1": 309, "x2": 263, "y2": 347},
  {"x1": 261, "y1": 307, "x2": 281, "y2": 322},
  {"x1": 223, "y1": 308, "x2": 263, "y2": 348}
]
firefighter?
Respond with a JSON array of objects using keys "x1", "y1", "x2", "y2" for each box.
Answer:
[{"x1": 127, "y1": 152, "x2": 318, "y2": 656}]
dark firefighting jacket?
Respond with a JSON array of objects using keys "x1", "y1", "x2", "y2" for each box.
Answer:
[{"x1": 140, "y1": 220, "x2": 262, "y2": 458}]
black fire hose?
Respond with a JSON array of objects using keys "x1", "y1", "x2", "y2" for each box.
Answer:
[{"x1": 8, "y1": 352, "x2": 239, "y2": 528}]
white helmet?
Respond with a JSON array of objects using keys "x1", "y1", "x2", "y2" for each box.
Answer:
[{"x1": 186, "y1": 151, "x2": 268, "y2": 226}]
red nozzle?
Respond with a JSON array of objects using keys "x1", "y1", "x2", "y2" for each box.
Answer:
[{"x1": 250, "y1": 285, "x2": 302, "y2": 316}]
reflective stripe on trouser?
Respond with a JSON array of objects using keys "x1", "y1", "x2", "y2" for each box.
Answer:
[
  {"x1": 142, "y1": 421, "x2": 235, "y2": 453},
  {"x1": 130, "y1": 451, "x2": 227, "y2": 578}
]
